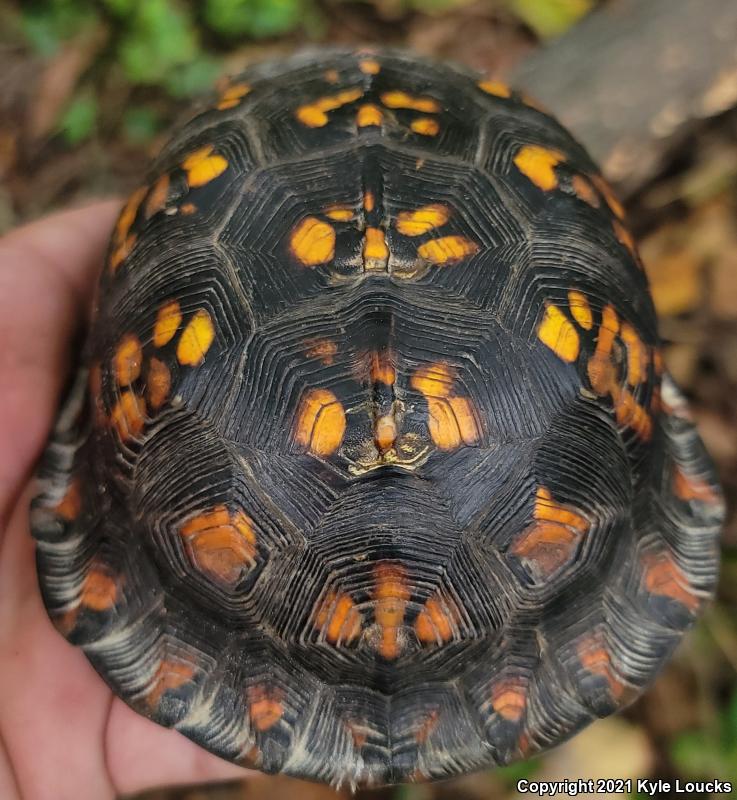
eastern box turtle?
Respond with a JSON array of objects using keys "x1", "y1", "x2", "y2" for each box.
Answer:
[{"x1": 31, "y1": 50, "x2": 724, "y2": 787}]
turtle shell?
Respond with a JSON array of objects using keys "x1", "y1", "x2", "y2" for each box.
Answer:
[{"x1": 31, "y1": 50, "x2": 724, "y2": 787}]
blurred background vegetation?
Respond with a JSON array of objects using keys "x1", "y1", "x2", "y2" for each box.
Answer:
[{"x1": 1, "y1": 1, "x2": 736, "y2": 798}]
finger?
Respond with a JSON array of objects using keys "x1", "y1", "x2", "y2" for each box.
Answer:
[{"x1": 0, "y1": 200, "x2": 120, "y2": 528}]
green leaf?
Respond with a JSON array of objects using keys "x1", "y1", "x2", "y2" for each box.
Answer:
[
  {"x1": 670, "y1": 730, "x2": 723, "y2": 779},
  {"x1": 163, "y1": 55, "x2": 222, "y2": 97},
  {"x1": 21, "y1": 1, "x2": 99, "y2": 56},
  {"x1": 506, "y1": 0, "x2": 594, "y2": 39},
  {"x1": 122, "y1": 106, "x2": 162, "y2": 143},
  {"x1": 59, "y1": 92, "x2": 97, "y2": 144},
  {"x1": 118, "y1": 0, "x2": 200, "y2": 84},
  {"x1": 204, "y1": 0, "x2": 307, "y2": 38},
  {"x1": 496, "y1": 757, "x2": 541, "y2": 786}
]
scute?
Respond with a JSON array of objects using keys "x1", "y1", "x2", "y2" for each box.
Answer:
[{"x1": 31, "y1": 49, "x2": 723, "y2": 787}]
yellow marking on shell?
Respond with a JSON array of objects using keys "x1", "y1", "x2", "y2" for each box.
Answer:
[
  {"x1": 415, "y1": 595, "x2": 456, "y2": 644},
  {"x1": 144, "y1": 661, "x2": 196, "y2": 710},
  {"x1": 567, "y1": 290, "x2": 593, "y2": 330},
  {"x1": 146, "y1": 357, "x2": 171, "y2": 410},
  {"x1": 110, "y1": 391, "x2": 146, "y2": 441},
  {"x1": 324, "y1": 205, "x2": 354, "y2": 221},
  {"x1": 110, "y1": 187, "x2": 146, "y2": 272},
  {"x1": 180, "y1": 505, "x2": 257, "y2": 587},
  {"x1": 359, "y1": 59, "x2": 381, "y2": 75},
  {"x1": 396, "y1": 204, "x2": 450, "y2": 237},
  {"x1": 417, "y1": 235, "x2": 479, "y2": 265},
  {"x1": 179, "y1": 202, "x2": 197, "y2": 215},
  {"x1": 217, "y1": 82, "x2": 250, "y2": 110},
  {"x1": 176, "y1": 309, "x2": 215, "y2": 367},
  {"x1": 427, "y1": 396, "x2": 479, "y2": 450},
  {"x1": 356, "y1": 103, "x2": 383, "y2": 127},
  {"x1": 673, "y1": 466, "x2": 720, "y2": 504},
  {"x1": 113, "y1": 334, "x2": 143, "y2": 387},
  {"x1": 514, "y1": 144, "x2": 565, "y2": 191},
  {"x1": 620, "y1": 322, "x2": 647, "y2": 385},
  {"x1": 511, "y1": 487, "x2": 590, "y2": 578},
  {"x1": 295, "y1": 388, "x2": 346, "y2": 457},
  {"x1": 305, "y1": 338, "x2": 337, "y2": 365},
  {"x1": 295, "y1": 88, "x2": 363, "y2": 127},
  {"x1": 538, "y1": 304, "x2": 580, "y2": 362},
  {"x1": 375, "y1": 414, "x2": 398, "y2": 453},
  {"x1": 290, "y1": 217, "x2": 336, "y2": 267},
  {"x1": 587, "y1": 304, "x2": 620, "y2": 394},
  {"x1": 363, "y1": 227, "x2": 389, "y2": 270},
  {"x1": 410, "y1": 117, "x2": 440, "y2": 136},
  {"x1": 324, "y1": 69, "x2": 339, "y2": 84},
  {"x1": 54, "y1": 479, "x2": 82, "y2": 522},
  {"x1": 373, "y1": 563, "x2": 410, "y2": 660},
  {"x1": 181, "y1": 145, "x2": 228, "y2": 188},
  {"x1": 248, "y1": 686, "x2": 284, "y2": 731},
  {"x1": 478, "y1": 79, "x2": 511, "y2": 98},
  {"x1": 577, "y1": 635, "x2": 624, "y2": 699},
  {"x1": 364, "y1": 191, "x2": 375, "y2": 212},
  {"x1": 591, "y1": 174, "x2": 625, "y2": 220},
  {"x1": 80, "y1": 568, "x2": 118, "y2": 612},
  {"x1": 145, "y1": 174, "x2": 170, "y2": 218},
  {"x1": 411, "y1": 362, "x2": 454, "y2": 398},
  {"x1": 571, "y1": 175, "x2": 599, "y2": 208},
  {"x1": 380, "y1": 91, "x2": 440, "y2": 113},
  {"x1": 153, "y1": 300, "x2": 182, "y2": 348},
  {"x1": 314, "y1": 589, "x2": 362, "y2": 644},
  {"x1": 491, "y1": 680, "x2": 527, "y2": 722}
]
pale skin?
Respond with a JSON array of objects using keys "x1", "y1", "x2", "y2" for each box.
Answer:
[{"x1": 0, "y1": 202, "x2": 250, "y2": 800}]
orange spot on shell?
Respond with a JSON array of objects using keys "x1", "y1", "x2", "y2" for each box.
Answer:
[
  {"x1": 415, "y1": 594, "x2": 456, "y2": 644},
  {"x1": 364, "y1": 191, "x2": 375, "y2": 212},
  {"x1": 145, "y1": 660, "x2": 196, "y2": 709},
  {"x1": 373, "y1": 562, "x2": 410, "y2": 660},
  {"x1": 417, "y1": 235, "x2": 479, "y2": 265},
  {"x1": 176, "y1": 309, "x2": 215, "y2": 367},
  {"x1": 181, "y1": 145, "x2": 228, "y2": 188},
  {"x1": 396, "y1": 204, "x2": 450, "y2": 237},
  {"x1": 80, "y1": 568, "x2": 118, "y2": 612},
  {"x1": 217, "y1": 82, "x2": 250, "y2": 110},
  {"x1": 568, "y1": 290, "x2": 593, "y2": 330},
  {"x1": 642, "y1": 553, "x2": 700, "y2": 611},
  {"x1": 514, "y1": 145, "x2": 565, "y2": 191},
  {"x1": 145, "y1": 174, "x2": 170, "y2": 218},
  {"x1": 369, "y1": 351, "x2": 396, "y2": 385},
  {"x1": 110, "y1": 392, "x2": 146, "y2": 441},
  {"x1": 324, "y1": 205, "x2": 354, "y2": 221},
  {"x1": 305, "y1": 338, "x2": 337, "y2": 365},
  {"x1": 613, "y1": 220, "x2": 638, "y2": 260},
  {"x1": 375, "y1": 414, "x2": 398, "y2": 453},
  {"x1": 357, "y1": 103, "x2": 383, "y2": 127},
  {"x1": 324, "y1": 69, "x2": 339, "y2": 84},
  {"x1": 363, "y1": 227, "x2": 389, "y2": 269},
  {"x1": 411, "y1": 362, "x2": 454, "y2": 398},
  {"x1": 381, "y1": 91, "x2": 440, "y2": 113},
  {"x1": 110, "y1": 187, "x2": 146, "y2": 272},
  {"x1": 295, "y1": 388, "x2": 346, "y2": 457},
  {"x1": 673, "y1": 466, "x2": 720, "y2": 504},
  {"x1": 534, "y1": 486, "x2": 588, "y2": 531},
  {"x1": 414, "y1": 709, "x2": 440, "y2": 744},
  {"x1": 146, "y1": 357, "x2": 171, "y2": 410},
  {"x1": 248, "y1": 686, "x2": 284, "y2": 731},
  {"x1": 577, "y1": 634, "x2": 624, "y2": 699},
  {"x1": 113, "y1": 334, "x2": 143, "y2": 387},
  {"x1": 295, "y1": 88, "x2": 363, "y2": 127},
  {"x1": 314, "y1": 589, "x2": 362, "y2": 644},
  {"x1": 620, "y1": 322, "x2": 648, "y2": 385},
  {"x1": 538, "y1": 304, "x2": 580, "y2": 362},
  {"x1": 614, "y1": 389, "x2": 652, "y2": 440},
  {"x1": 181, "y1": 506, "x2": 257, "y2": 588},
  {"x1": 410, "y1": 117, "x2": 439, "y2": 136},
  {"x1": 591, "y1": 174, "x2": 626, "y2": 220},
  {"x1": 478, "y1": 79, "x2": 511, "y2": 98},
  {"x1": 571, "y1": 175, "x2": 600, "y2": 208},
  {"x1": 359, "y1": 59, "x2": 381, "y2": 75},
  {"x1": 153, "y1": 300, "x2": 182, "y2": 348},
  {"x1": 290, "y1": 216, "x2": 336, "y2": 267},
  {"x1": 412, "y1": 363, "x2": 480, "y2": 449},
  {"x1": 587, "y1": 304, "x2": 620, "y2": 394},
  {"x1": 179, "y1": 202, "x2": 197, "y2": 215},
  {"x1": 491, "y1": 679, "x2": 527, "y2": 722},
  {"x1": 55, "y1": 479, "x2": 82, "y2": 521}
]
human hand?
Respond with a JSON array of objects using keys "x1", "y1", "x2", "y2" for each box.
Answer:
[{"x1": 0, "y1": 203, "x2": 250, "y2": 800}]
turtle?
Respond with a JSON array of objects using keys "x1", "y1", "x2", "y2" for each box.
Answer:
[{"x1": 31, "y1": 49, "x2": 724, "y2": 788}]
